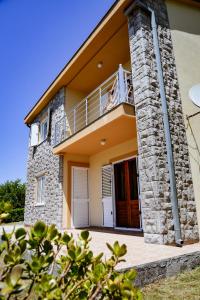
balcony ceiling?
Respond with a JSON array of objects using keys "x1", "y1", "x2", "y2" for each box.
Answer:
[
  {"x1": 68, "y1": 24, "x2": 130, "y2": 93},
  {"x1": 53, "y1": 104, "x2": 136, "y2": 156}
]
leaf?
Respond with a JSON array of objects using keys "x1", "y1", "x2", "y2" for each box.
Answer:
[
  {"x1": 33, "y1": 221, "x2": 47, "y2": 238},
  {"x1": 106, "y1": 243, "x2": 114, "y2": 253},
  {"x1": 80, "y1": 230, "x2": 89, "y2": 241},
  {"x1": 15, "y1": 228, "x2": 26, "y2": 240},
  {"x1": 62, "y1": 232, "x2": 71, "y2": 244},
  {"x1": 10, "y1": 265, "x2": 23, "y2": 286},
  {"x1": 68, "y1": 249, "x2": 76, "y2": 261}
]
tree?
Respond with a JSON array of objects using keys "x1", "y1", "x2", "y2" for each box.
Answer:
[{"x1": 0, "y1": 180, "x2": 25, "y2": 209}]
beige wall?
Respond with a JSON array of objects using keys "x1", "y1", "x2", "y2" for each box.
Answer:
[
  {"x1": 166, "y1": 1, "x2": 200, "y2": 229},
  {"x1": 89, "y1": 138, "x2": 138, "y2": 226}
]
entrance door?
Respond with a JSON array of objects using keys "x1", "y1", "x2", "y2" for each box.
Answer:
[
  {"x1": 72, "y1": 166, "x2": 89, "y2": 228},
  {"x1": 114, "y1": 158, "x2": 140, "y2": 228}
]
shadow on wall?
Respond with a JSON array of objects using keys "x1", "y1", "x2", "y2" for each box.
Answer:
[{"x1": 166, "y1": 0, "x2": 200, "y2": 35}]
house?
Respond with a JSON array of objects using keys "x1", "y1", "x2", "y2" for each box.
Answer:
[{"x1": 24, "y1": 0, "x2": 200, "y2": 246}]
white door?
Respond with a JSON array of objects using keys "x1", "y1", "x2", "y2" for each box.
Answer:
[
  {"x1": 102, "y1": 165, "x2": 114, "y2": 227},
  {"x1": 72, "y1": 166, "x2": 89, "y2": 228}
]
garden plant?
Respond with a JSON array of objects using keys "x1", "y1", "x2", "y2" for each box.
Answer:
[{"x1": 0, "y1": 221, "x2": 141, "y2": 299}]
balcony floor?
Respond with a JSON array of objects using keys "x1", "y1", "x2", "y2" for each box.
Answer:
[{"x1": 53, "y1": 103, "x2": 136, "y2": 155}]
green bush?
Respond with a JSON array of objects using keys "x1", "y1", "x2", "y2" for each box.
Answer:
[
  {"x1": 4, "y1": 208, "x2": 24, "y2": 223},
  {"x1": 0, "y1": 221, "x2": 141, "y2": 299}
]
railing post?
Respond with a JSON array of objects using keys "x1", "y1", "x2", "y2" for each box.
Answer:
[
  {"x1": 99, "y1": 88, "x2": 102, "y2": 116},
  {"x1": 85, "y1": 98, "x2": 88, "y2": 126},
  {"x1": 73, "y1": 109, "x2": 76, "y2": 134},
  {"x1": 118, "y1": 64, "x2": 126, "y2": 103}
]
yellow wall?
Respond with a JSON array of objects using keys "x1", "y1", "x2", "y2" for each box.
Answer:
[
  {"x1": 62, "y1": 138, "x2": 137, "y2": 228},
  {"x1": 62, "y1": 153, "x2": 89, "y2": 228},
  {"x1": 89, "y1": 138, "x2": 138, "y2": 226},
  {"x1": 166, "y1": 1, "x2": 200, "y2": 229}
]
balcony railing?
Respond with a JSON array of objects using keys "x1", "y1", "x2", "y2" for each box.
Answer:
[{"x1": 54, "y1": 64, "x2": 134, "y2": 146}]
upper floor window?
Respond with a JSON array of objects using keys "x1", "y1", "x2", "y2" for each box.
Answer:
[
  {"x1": 36, "y1": 175, "x2": 45, "y2": 205},
  {"x1": 39, "y1": 118, "x2": 48, "y2": 143}
]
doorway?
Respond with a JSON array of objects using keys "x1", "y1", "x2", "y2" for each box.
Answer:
[{"x1": 114, "y1": 158, "x2": 140, "y2": 228}]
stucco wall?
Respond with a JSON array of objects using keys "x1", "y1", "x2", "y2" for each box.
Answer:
[
  {"x1": 89, "y1": 138, "x2": 138, "y2": 226},
  {"x1": 166, "y1": 0, "x2": 200, "y2": 232}
]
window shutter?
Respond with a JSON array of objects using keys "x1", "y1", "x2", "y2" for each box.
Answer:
[
  {"x1": 47, "y1": 107, "x2": 51, "y2": 138},
  {"x1": 102, "y1": 165, "x2": 112, "y2": 198},
  {"x1": 102, "y1": 164, "x2": 113, "y2": 227},
  {"x1": 30, "y1": 123, "x2": 39, "y2": 146}
]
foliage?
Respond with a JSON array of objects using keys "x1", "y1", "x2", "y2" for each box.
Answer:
[
  {"x1": 0, "y1": 221, "x2": 141, "y2": 299},
  {"x1": 0, "y1": 180, "x2": 25, "y2": 209},
  {"x1": 4, "y1": 208, "x2": 24, "y2": 223},
  {"x1": 0, "y1": 201, "x2": 12, "y2": 224}
]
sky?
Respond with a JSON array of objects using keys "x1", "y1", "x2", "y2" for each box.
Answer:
[{"x1": 0, "y1": 0, "x2": 115, "y2": 184}]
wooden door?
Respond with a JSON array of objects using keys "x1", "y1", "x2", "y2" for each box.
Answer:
[{"x1": 114, "y1": 158, "x2": 140, "y2": 228}]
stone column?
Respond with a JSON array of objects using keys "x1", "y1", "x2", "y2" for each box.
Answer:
[{"x1": 127, "y1": 0, "x2": 198, "y2": 244}]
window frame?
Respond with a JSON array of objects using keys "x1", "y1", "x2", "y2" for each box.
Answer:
[
  {"x1": 39, "y1": 117, "x2": 48, "y2": 143},
  {"x1": 36, "y1": 175, "x2": 45, "y2": 206}
]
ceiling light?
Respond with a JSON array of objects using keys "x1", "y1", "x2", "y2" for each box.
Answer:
[
  {"x1": 100, "y1": 139, "x2": 106, "y2": 146},
  {"x1": 97, "y1": 61, "x2": 103, "y2": 69}
]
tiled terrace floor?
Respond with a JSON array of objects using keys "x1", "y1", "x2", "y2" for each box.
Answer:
[
  {"x1": 67, "y1": 228, "x2": 200, "y2": 270},
  {"x1": 1, "y1": 223, "x2": 199, "y2": 270}
]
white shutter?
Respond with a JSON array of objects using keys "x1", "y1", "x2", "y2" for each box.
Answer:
[
  {"x1": 102, "y1": 165, "x2": 113, "y2": 227},
  {"x1": 72, "y1": 167, "x2": 89, "y2": 228},
  {"x1": 30, "y1": 123, "x2": 39, "y2": 146}
]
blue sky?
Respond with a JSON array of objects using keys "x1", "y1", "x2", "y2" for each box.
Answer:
[{"x1": 0, "y1": 0, "x2": 115, "y2": 184}]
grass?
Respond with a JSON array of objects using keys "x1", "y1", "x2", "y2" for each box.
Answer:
[{"x1": 143, "y1": 267, "x2": 200, "y2": 300}]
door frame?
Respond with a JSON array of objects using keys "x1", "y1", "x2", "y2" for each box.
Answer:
[{"x1": 112, "y1": 155, "x2": 143, "y2": 231}]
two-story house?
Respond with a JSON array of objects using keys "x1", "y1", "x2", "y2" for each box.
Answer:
[{"x1": 24, "y1": 0, "x2": 200, "y2": 246}]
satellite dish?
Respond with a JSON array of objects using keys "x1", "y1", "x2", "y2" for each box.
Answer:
[{"x1": 189, "y1": 84, "x2": 200, "y2": 108}]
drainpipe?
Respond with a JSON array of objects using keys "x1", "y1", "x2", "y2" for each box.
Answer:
[{"x1": 125, "y1": 1, "x2": 183, "y2": 246}]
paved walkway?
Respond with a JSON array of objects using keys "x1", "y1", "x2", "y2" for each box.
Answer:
[
  {"x1": 1, "y1": 223, "x2": 199, "y2": 270},
  {"x1": 68, "y1": 228, "x2": 200, "y2": 270}
]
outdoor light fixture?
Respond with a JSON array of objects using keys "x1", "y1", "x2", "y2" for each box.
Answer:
[
  {"x1": 97, "y1": 61, "x2": 103, "y2": 69},
  {"x1": 100, "y1": 139, "x2": 106, "y2": 146}
]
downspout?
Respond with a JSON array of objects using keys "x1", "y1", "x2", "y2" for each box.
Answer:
[{"x1": 125, "y1": 1, "x2": 183, "y2": 246}]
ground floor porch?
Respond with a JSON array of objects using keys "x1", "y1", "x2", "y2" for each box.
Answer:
[{"x1": 66, "y1": 227, "x2": 200, "y2": 270}]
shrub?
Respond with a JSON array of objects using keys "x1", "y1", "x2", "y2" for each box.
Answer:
[
  {"x1": 4, "y1": 208, "x2": 24, "y2": 223},
  {"x1": 0, "y1": 179, "x2": 25, "y2": 209},
  {"x1": 0, "y1": 221, "x2": 141, "y2": 299},
  {"x1": 0, "y1": 201, "x2": 12, "y2": 224}
]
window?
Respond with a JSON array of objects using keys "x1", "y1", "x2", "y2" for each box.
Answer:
[
  {"x1": 40, "y1": 118, "x2": 48, "y2": 142},
  {"x1": 36, "y1": 176, "x2": 45, "y2": 205}
]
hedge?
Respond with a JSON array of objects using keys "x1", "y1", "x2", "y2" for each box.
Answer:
[{"x1": 5, "y1": 208, "x2": 24, "y2": 223}]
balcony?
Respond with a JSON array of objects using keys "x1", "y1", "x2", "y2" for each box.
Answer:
[{"x1": 54, "y1": 65, "x2": 135, "y2": 151}]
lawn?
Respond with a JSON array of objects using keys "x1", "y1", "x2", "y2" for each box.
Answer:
[{"x1": 143, "y1": 267, "x2": 200, "y2": 300}]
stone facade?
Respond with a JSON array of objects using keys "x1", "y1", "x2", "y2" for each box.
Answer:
[
  {"x1": 127, "y1": 0, "x2": 198, "y2": 244},
  {"x1": 24, "y1": 88, "x2": 65, "y2": 228}
]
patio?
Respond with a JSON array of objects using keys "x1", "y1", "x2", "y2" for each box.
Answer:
[{"x1": 67, "y1": 227, "x2": 200, "y2": 270}]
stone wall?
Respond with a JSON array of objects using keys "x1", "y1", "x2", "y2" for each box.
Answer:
[
  {"x1": 24, "y1": 88, "x2": 65, "y2": 228},
  {"x1": 127, "y1": 0, "x2": 198, "y2": 244}
]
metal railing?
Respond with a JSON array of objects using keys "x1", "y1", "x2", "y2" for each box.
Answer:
[{"x1": 54, "y1": 64, "x2": 134, "y2": 146}]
